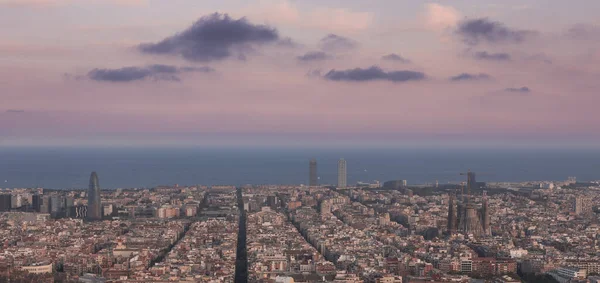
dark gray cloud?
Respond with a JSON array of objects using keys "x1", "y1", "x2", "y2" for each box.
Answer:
[
  {"x1": 457, "y1": 18, "x2": 537, "y2": 45},
  {"x1": 505, "y1": 87, "x2": 531, "y2": 93},
  {"x1": 323, "y1": 66, "x2": 425, "y2": 83},
  {"x1": 297, "y1": 51, "x2": 332, "y2": 62},
  {"x1": 381, "y1": 53, "x2": 410, "y2": 63},
  {"x1": 319, "y1": 34, "x2": 357, "y2": 52},
  {"x1": 566, "y1": 24, "x2": 600, "y2": 41},
  {"x1": 138, "y1": 13, "x2": 280, "y2": 62},
  {"x1": 450, "y1": 73, "x2": 491, "y2": 81},
  {"x1": 474, "y1": 51, "x2": 511, "y2": 61},
  {"x1": 88, "y1": 64, "x2": 214, "y2": 82},
  {"x1": 6, "y1": 109, "x2": 25, "y2": 113},
  {"x1": 277, "y1": 37, "x2": 300, "y2": 48}
]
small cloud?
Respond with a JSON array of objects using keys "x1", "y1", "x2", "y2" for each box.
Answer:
[
  {"x1": 424, "y1": 3, "x2": 461, "y2": 31},
  {"x1": 474, "y1": 51, "x2": 511, "y2": 61},
  {"x1": 566, "y1": 24, "x2": 600, "y2": 41},
  {"x1": 179, "y1": 66, "x2": 215, "y2": 73},
  {"x1": 297, "y1": 51, "x2": 332, "y2": 62},
  {"x1": 87, "y1": 64, "x2": 213, "y2": 83},
  {"x1": 457, "y1": 18, "x2": 537, "y2": 45},
  {"x1": 277, "y1": 37, "x2": 300, "y2": 48},
  {"x1": 6, "y1": 109, "x2": 25, "y2": 113},
  {"x1": 504, "y1": 87, "x2": 531, "y2": 93},
  {"x1": 323, "y1": 66, "x2": 425, "y2": 83},
  {"x1": 319, "y1": 34, "x2": 357, "y2": 52},
  {"x1": 381, "y1": 53, "x2": 411, "y2": 63},
  {"x1": 138, "y1": 13, "x2": 281, "y2": 62},
  {"x1": 450, "y1": 73, "x2": 491, "y2": 81},
  {"x1": 306, "y1": 69, "x2": 322, "y2": 77}
]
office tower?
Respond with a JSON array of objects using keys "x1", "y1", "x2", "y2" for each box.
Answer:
[
  {"x1": 573, "y1": 196, "x2": 592, "y2": 215},
  {"x1": 50, "y1": 196, "x2": 62, "y2": 216},
  {"x1": 0, "y1": 194, "x2": 11, "y2": 212},
  {"x1": 87, "y1": 172, "x2": 102, "y2": 221},
  {"x1": 40, "y1": 196, "x2": 51, "y2": 214},
  {"x1": 309, "y1": 159, "x2": 318, "y2": 187},
  {"x1": 447, "y1": 195, "x2": 457, "y2": 234},
  {"x1": 31, "y1": 195, "x2": 41, "y2": 212},
  {"x1": 337, "y1": 158, "x2": 347, "y2": 188},
  {"x1": 402, "y1": 180, "x2": 407, "y2": 187},
  {"x1": 65, "y1": 197, "x2": 74, "y2": 218}
]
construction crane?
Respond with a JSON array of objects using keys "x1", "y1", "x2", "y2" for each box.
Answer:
[
  {"x1": 459, "y1": 169, "x2": 475, "y2": 202},
  {"x1": 459, "y1": 170, "x2": 493, "y2": 201}
]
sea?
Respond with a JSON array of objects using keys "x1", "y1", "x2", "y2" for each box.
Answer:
[{"x1": 0, "y1": 147, "x2": 599, "y2": 189}]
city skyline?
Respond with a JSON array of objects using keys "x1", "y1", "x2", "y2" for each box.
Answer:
[{"x1": 2, "y1": 0, "x2": 600, "y2": 147}]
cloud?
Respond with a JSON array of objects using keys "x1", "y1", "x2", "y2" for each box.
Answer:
[
  {"x1": 277, "y1": 37, "x2": 300, "y2": 48},
  {"x1": 87, "y1": 64, "x2": 214, "y2": 83},
  {"x1": 381, "y1": 53, "x2": 411, "y2": 63},
  {"x1": 505, "y1": 87, "x2": 531, "y2": 93},
  {"x1": 450, "y1": 73, "x2": 491, "y2": 81},
  {"x1": 319, "y1": 34, "x2": 357, "y2": 52},
  {"x1": 474, "y1": 51, "x2": 511, "y2": 61},
  {"x1": 249, "y1": 0, "x2": 372, "y2": 32},
  {"x1": 6, "y1": 109, "x2": 25, "y2": 113},
  {"x1": 306, "y1": 69, "x2": 322, "y2": 78},
  {"x1": 296, "y1": 51, "x2": 332, "y2": 62},
  {"x1": 323, "y1": 66, "x2": 425, "y2": 83},
  {"x1": 0, "y1": 0, "x2": 145, "y2": 7},
  {"x1": 566, "y1": 24, "x2": 600, "y2": 41},
  {"x1": 309, "y1": 7, "x2": 373, "y2": 32},
  {"x1": 138, "y1": 13, "x2": 280, "y2": 62},
  {"x1": 457, "y1": 18, "x2": 537, "y2": 45},
  {"x1": 424, "y1": 3, "x2": 461, "y2": 31}
]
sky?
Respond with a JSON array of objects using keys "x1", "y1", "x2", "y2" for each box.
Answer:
[{"x1": 1, "y1": 0, "x2": 600, "y2": 148}]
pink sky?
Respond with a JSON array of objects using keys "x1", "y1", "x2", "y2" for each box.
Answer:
[{"x1": 1, "y1": 0, "x2": 600, "y2": 147}]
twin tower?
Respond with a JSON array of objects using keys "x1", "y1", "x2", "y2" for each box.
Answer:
[{"x1": 309, "y1": 158, "x2": 347, "y2": 188}]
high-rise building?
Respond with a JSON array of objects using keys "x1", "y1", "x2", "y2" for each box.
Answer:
[
  {"x1": 87, "y1": 172, "x2": 102, "y2": 221},
  {"x1": 309, "y1": 159, "x2": 318, "y2": 187},
  {"x1": 447, "y1": 195, "x2": 457, "y2": 234},
  {"x1": 0, "y1": 194, "x2": 11, "y2": 212},
  {"x1": 31, "y1": 195, "x2": 41, "y2": 212},
  {"x1": 337, "y1": 158, "x2": 347, "y2": 188},
  {"x1": 50, "y1": 196, "x2": 63, "y2": 216},
  {"x1": 573, "y1": 196, "x2": 592, "y2": 215}
]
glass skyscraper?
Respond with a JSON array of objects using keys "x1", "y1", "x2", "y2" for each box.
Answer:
[
  {"x1": 87, "y1": 172, "x2": 102, "y2": 221},
  {"x1": 337, "y1": 158, "x2": 347, "y2": 188}
]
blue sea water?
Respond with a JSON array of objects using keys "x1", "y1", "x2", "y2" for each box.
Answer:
[{"x1": 0, "y1": 147, "x2": 599, "y2": 189}]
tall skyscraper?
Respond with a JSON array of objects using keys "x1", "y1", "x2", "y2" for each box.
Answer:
[
  {"x1": 87, "y1": 172, "x2": 102, "y2": 221},
  {"x1": 0, "y1": 194, "x2": 11, "y2": 212},
  {"x1": 337, "y1": 158, "x2": 347, "y2": 188},
  {"x1": 309, "y1": 159, "x2": 318, "y2": 187}
]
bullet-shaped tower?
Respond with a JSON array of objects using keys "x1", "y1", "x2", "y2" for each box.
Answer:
[{"x1": 87, "y1": 172, "x2": 102, "y2": 221}]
